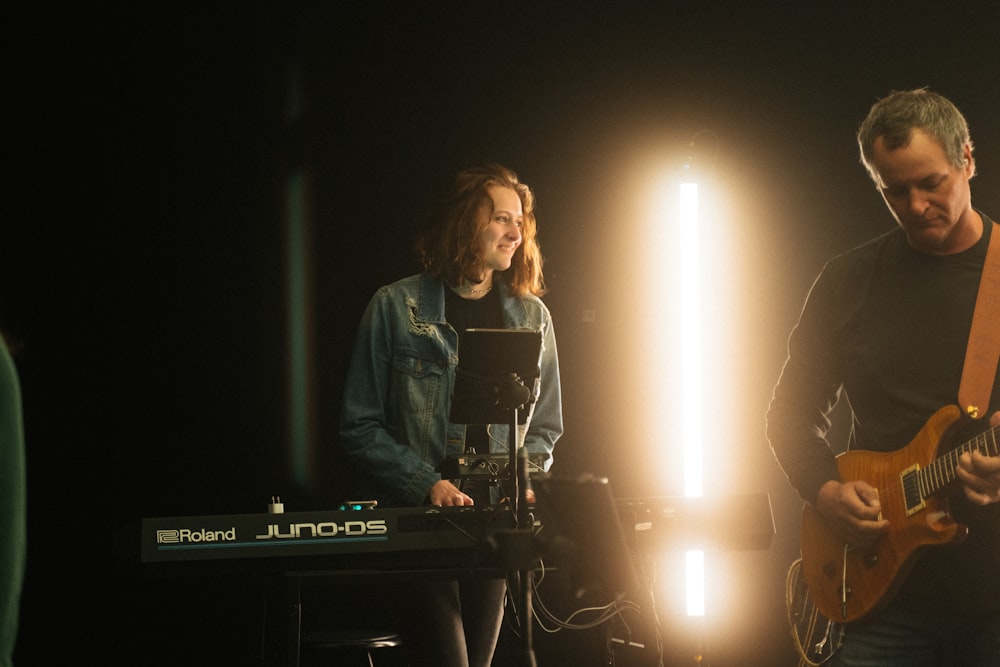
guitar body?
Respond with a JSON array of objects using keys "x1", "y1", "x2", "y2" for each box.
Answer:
[{"x1": 800, "y1": 405, "x2": 971, "y2": 623}]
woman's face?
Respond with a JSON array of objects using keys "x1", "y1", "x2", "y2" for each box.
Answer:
[{"x1": 476, "y1": 185, "x2": 523, "y2": 277}]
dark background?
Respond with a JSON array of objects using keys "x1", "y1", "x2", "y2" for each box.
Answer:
[{"x1": 3, "y1": 2, "x2": 999, "y2": 665}]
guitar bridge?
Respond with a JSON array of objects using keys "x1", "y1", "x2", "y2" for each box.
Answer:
[{"x1": 900, "y1": 464, "x2": 925, "y2": 516}]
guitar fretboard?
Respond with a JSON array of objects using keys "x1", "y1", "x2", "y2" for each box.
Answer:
[{"x1": 919, "y1": 425, "x2": 1000, "y2": 498}]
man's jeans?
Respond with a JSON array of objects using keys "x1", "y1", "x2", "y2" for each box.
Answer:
[{"x1": 831, "y1": 601, "x2": 999, "y2": 667}]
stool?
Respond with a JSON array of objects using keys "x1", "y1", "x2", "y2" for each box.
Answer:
[{"x1": 301, "y1": 629, "x2": 403, "y2": 667}]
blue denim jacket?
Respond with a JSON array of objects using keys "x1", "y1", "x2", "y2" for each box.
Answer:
[{"x1": 339, "y1": 272, "x2": 563, "y2": 507}]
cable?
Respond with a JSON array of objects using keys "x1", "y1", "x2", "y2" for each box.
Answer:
[{"x1": 785, "y1": 558, "x2": 842, "y2": 666}]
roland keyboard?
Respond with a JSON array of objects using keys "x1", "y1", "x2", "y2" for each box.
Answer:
[
  {"x1": 140, "y1": 505, "x2": 515, "y2": 565},
  {"x1": 139, "y1": 492, "x2": 773, "y2": 568}
]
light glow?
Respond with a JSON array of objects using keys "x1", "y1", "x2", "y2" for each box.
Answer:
[
  {"x1": 636, "y1": 136, "x2": 761, "y2": 646},
  {"x1": 646, "y1": 162, "x2": 711, "y2": 619}
]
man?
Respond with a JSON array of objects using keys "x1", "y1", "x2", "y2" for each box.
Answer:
[{"x1": 767, "y1": 89, "x2": 1000, "y2": 666}]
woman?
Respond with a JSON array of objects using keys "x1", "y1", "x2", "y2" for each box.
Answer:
[{"x1": 339, "y1": 162, "x2": 562, "y2": 666}]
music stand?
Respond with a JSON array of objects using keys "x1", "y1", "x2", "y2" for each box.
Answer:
[
  {"x1": 448, "y1": 327, "x2": 543, "y2": 667},
  {"x1": 449, "y1": 328, "x2": 541, "y2": 422},
  {"x1": 449, "y1": 328, "x2": 542, "y2": 507}
]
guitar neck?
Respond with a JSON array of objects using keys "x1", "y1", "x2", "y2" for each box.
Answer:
[{"x1": 920, "y1": 424, "x2": 999, "y2": 497}]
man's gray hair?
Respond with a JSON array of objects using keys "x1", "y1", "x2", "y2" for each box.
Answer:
[{"x1": 857, "y1": 88, "x2": 974, "y2": 185}]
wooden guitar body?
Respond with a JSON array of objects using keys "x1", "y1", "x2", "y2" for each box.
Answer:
[{"x1": 800, "y1": 405, "x2": 973, "y2": 623}]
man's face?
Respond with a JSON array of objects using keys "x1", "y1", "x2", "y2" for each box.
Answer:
[{"x1": 871, "y1": 128, "x2": 977, "y2": 255}]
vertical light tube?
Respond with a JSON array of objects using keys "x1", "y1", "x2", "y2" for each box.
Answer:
[
  {"x1": 678, "y1": 179, "x2": 705, "y2": 617},
  {"x1": 685, "y1": 550, "x2": 706, "y2": 616},
  {"x1": 678, "y1": 181, "x2": 702, "y2": 498},
  {"x1": 286, "y1": 169, "x2": 313, "y2": 487},
  {"x1": 284, "y1": 64, "x2": 314, "y2": 490}
]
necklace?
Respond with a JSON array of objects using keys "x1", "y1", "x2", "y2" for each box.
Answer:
[{"x1": 455, "y1": 283, "x2": 492, "y2": 295}]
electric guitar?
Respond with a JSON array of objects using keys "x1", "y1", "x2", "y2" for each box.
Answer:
[{"x1": 799, "y1": 404, "x2": 999, "y2": 623}]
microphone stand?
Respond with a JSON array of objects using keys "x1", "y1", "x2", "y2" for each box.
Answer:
[
  {"x1": 451, "y1": 365, "x2": 540, "y2": 666},
  {"x1": 509, "y1": 405, "x2": 536, "y2": 667},
  {"x1": 490, "y1": 374, "x2": 538, "y2": 667}
]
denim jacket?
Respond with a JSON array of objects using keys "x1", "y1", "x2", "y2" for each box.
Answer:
[{"x1": 339, "y1": 272, "x2": 563, "y2": 507}]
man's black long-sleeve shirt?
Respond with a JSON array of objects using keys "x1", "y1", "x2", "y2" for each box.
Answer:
[{"x1": 767, "y1": 216, "x2": 999, "y2": 615}]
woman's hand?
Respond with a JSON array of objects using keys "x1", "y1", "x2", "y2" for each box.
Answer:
[{"x1": 428, "y1": 480, "x2": 475, "y2": 506}]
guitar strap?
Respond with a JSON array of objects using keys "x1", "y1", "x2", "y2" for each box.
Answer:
[{"x1": 958, "y1": 220, "x2": 1000, "y2": 419}]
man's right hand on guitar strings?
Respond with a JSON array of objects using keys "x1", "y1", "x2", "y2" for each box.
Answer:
[{"x1": 815, "y1": 479, "x2": 890, "y2": 550}]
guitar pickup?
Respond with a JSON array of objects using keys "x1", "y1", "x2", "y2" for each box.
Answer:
[{"x1": 900, "y1": 464, "x2": 926, "y2": 516}]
